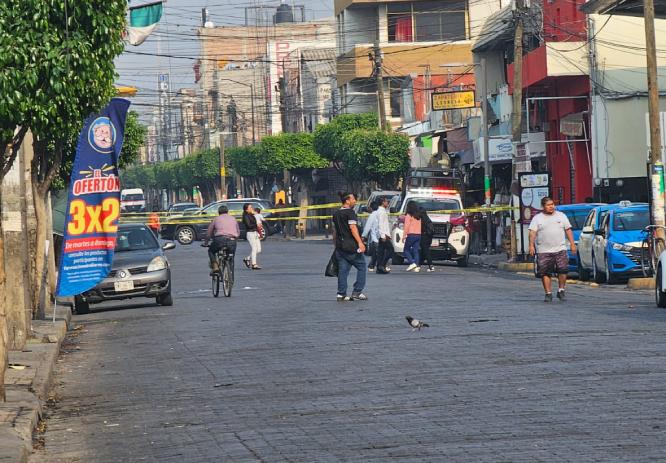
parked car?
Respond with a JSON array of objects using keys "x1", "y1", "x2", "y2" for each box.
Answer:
[
  {"x1": 73, "y1": 223, "x2": 175, "y2": 314},
  {"x1": 584, "y1": 202, "x2": 649, "y2": 283},
  {"x1": 557, "y1": 203, "x2": 605, "y2": 273},
  {"x1": 166, "y1": 202, "x2": 199, "y2": 216},
  {"x1": 577, "y1": 204, "x2": 622, "y2": 281},
  {"x1": 160, "y1": 198, "x2": 278, "y2": 245}
]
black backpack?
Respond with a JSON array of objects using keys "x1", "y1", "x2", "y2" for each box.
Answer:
[{"x1": 422, "y1": 213, "x2": 434, "y2": 236}]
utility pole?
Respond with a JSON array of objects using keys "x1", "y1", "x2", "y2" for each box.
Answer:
[
  {"x1": 480, "y1": 58, "x2": 493, "y2": 254},
  {"x1": 373, "y1": 40, "x2": 387, "y2": 130},
  {"x1": 219, "y1": 134, "x2": 226, "y2": 200},
  {"x1": 279, "y1": 76, "x2": 288, "y2": 133},
  {"x1": 250, "y1": 83, "x2": 256, "y2": 145},
  {"x1": 644, "y1": 0, "x2": 666, "y2": 243},
  {"x1": 509, "y1": 0, "x2": 526, "y2": 260}
]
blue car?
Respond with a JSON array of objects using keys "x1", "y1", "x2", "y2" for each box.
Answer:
[
  {"x1": 577, "y1": 204, "x2": 625, "y2": 281},
  {"x1": 591, "y1": 202, "x2": 650, "y2": 283},
  {"x1": 558, "y1": 203, "x2": 605, "y2": 272}
]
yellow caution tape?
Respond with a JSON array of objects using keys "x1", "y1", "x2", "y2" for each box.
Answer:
[{"x1": 119, "y1": 204, "x2": 517, "y2": 225}]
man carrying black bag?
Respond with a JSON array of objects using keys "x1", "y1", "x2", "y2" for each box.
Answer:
[{"x1": 331, "y1": 192, "x2": 368, "y2": 302}]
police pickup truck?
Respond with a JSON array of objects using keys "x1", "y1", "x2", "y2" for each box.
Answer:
[{"x1": 389, "y1": 169, "x2": 470, "y2": 266}]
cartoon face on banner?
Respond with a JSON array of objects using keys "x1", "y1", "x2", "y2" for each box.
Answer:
[{"x1": 88, "y1": 117, "x2": 117, "y2": 153}]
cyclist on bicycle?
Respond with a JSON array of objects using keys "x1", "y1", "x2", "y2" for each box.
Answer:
[{"x1": 204, "y1": 205, "x2": 240, "y2": 274}]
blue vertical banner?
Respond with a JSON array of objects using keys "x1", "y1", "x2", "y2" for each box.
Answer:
[{"x1": 56, "y1": 98, "x2": 131, "y2": 297}]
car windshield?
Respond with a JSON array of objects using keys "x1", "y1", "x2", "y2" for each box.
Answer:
[
  {"x1": 122, "y1": 194, "x2": 143, "y2": 201},
  {"x1": 115, "y1": 227, "x2": 158, "y2": 252},
  {"x1": 406, "y1": 198, "x2": 461, "y2": 213},
  {"x1": 562, "y1": 209, "x2": 591, "y2": 230},
  {"x1": 613, "y1": 210, "x2": 650, "y2": 231}
]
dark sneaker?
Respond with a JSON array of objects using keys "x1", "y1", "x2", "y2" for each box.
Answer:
[
  {"x1": 544, "y1": 293, "x2": 553, "y2": 303},
  {"x1": 243, "y1": 258, "x2": 251, "y2": 269},
  {"x1": 557, "y1": 290, "x2": 566, "y2": 301},
  {"x1": 337, "y1": 294, "x2": 351, "y2": 302},
  {"x1": 377, "y1": 268, "x2": 389, "y2": 274},
  {"x1": 351, "y1": 293, "x2": 368, "y2": 301}
]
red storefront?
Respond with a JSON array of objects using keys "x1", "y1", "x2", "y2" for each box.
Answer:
[{"x1": 507, "y1": 0, "x2": 593, "y2": 204}]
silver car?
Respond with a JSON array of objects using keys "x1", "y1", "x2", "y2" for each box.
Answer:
[{"x1": 74, "y1": 224, "x2": 175, "y2": 314}]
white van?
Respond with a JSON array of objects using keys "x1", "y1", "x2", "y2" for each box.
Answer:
[{"x1": 120, "y1": 188, "x2": 146, "y2": 213}]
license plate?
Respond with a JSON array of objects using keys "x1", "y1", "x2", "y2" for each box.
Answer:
[
  {"x1": 431, "y1": 240, "x2": 442, "y2": 247},
  {"x1": 114, "y1": 280, "x2": 134, "y2": 292}
]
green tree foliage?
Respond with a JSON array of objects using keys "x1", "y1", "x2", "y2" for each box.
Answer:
[
  {"x1": 258, "y1": 133, "x2": 328, "y2": 173},
  {"x1": 122, "y1": 148, "x2": 223, "y2": 199},
  {"x1": 339, "y1": 130, "x2": 410, "y2": 189},
  {"x1": 313, "y1": 113, "x2": 378, "y2": 162},
  {"x1": 0, "y1": 0, "x2": 126, "y2": 186},
  {"x1": 227, "y1": 146, "x2": 261, "y2": 177},
  {"x1": 120, "y1": 112, "x2": 147, "y2": 169}
]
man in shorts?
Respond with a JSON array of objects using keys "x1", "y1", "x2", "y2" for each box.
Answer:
[{"x1": 528, "y1": 197, "x2": 576, "y2": 302}]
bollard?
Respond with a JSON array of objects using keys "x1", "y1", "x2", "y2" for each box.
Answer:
[{"x1": 324, "y1": 222, "x2": 329, "y2": 239}]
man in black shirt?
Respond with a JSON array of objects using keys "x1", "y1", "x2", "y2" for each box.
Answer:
[{"x1": 332, "y1": 192, "x2": 368, "y2": 301}]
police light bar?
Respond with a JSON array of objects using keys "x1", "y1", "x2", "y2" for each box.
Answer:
[{"x1": 407, "y1": 187, "x2": 459, "y2": 195}]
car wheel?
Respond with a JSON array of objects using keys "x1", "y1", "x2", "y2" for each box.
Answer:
[
  {"x1": 656, "y1": 266, "x2": 666, "y2": 308},
  {"x1": 176, "y1": 226, "x2": 195, "y2": 245},
  {"x1": 392, "y1": 254, "x2": 404, "y2": 265},
  {"x1": 156, "y1": 292, "x2": 173, "y2": 306},
  {"x1": 457, "y1": 253, "x2": 469, "y2": 267},
  {"x1": 592, "y1": 254, "x2": 606, "y2": 283},
  {"x1": 74, "y1": 296, "x2": 90, "y2": 315},
  {"x1": 577, "y1": 252, "x2": 590, "y2": 281},
  {"x1": 605, "y1": 255, "x2": 618, "y2": 284}
]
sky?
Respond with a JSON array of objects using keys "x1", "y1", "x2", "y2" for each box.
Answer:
[{"x1": 117, "y1": 0, "x2": 334, "y2": 124}]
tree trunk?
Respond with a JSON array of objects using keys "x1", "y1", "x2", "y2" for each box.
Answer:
[
  {"x1": 31, "y1": 183, "x2": 49, "y2": 318},
  {"x1": 0, "y1": 187, "x2": 11, "y2": 401}
]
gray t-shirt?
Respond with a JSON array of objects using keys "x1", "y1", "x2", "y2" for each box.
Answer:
[{"x1": 528, "y1": 211, "x2": 572, "y2": 253}]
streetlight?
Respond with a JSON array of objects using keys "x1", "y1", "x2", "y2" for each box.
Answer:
[
  {"x1": 439, "y1": 61, "x2": 493, "y2": 253},
  {"x1": 217, "y1": 77, "x2": 256, "y2": 145}
]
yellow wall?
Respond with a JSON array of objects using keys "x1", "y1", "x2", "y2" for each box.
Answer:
[{"x1": 337, "y1": 42, "x2": 472, "y2": 86}]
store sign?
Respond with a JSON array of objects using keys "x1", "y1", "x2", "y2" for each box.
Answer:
[
  {"x1": 473, "y1": 132, "x2": 546, "y2": 164},
  {"x1": 519, "y1": 172, "x2": 550, "y2": 224},
  {"x1": 431, "y1": 90, "x2": 475, "y2": 111}
]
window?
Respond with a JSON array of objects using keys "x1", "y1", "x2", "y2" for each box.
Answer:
[
  {"x1": 388, "y1": 1, "x2": 467, "y2": 43},
  {"x1": 116, "y1": 227, "x2": 158, "y2": 252},
  {"x1": 388, "y1": 4, "x2": 413, "y2": 42},
  {"x1": 584, "y1": 210, "x2": 595, "y2": 228},
  {"x1": 563, "y1": 209, "x2": 592, "y2": 230},
  {"x1": 613, "y1": 210, "x2": 649, "y2": 231}
]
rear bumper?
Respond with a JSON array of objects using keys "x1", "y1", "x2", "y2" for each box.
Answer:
[{"x1": 82, "y1": 269, "x2": 171, "y2": 303}]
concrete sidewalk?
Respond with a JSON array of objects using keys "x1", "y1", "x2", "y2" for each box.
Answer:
[{"x1": 0, "y1": 306, "x2": 71, "y2": 463}]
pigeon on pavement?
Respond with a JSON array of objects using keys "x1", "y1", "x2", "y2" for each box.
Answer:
[{"x1": 406, "y1": 316, "x2": 429, "y2": 331}]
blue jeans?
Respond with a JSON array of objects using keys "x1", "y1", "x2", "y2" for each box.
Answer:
[
  {"x1": 336, "y1": 249, "x2": 367, "y2": 295},
  {"x1": 404, "y1": 234, "x2": 421, "y2": 265}
]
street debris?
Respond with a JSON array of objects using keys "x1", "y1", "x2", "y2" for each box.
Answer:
[{"x1": 8, "y1": 364, "x2": 28, "y2": 370}]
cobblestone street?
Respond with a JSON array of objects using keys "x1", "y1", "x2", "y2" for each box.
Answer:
[{"x1": 30, "y1": 240, "x2": 666, "y2": 462}]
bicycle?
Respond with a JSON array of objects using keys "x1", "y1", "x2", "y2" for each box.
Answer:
[
  {"x1": 202, "y1": 242, "x2": 235, "y2": 297},
  {"x1": 641, "y1": 225, "x2": 666, "y2": 277}
]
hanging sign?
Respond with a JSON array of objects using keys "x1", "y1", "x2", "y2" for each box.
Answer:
[{"x1": 431, "y1": 90, "x2": 475, "y2": 111}]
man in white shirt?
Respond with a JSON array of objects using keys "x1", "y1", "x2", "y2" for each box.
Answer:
[
  {"x1": 362, "y1": 203, "x2": 381, "y2": 271},
  {"x1": 529, "y1": 196, "x2": 576, "y2": 302},
  {"x1": 375, "y1": 197, "x2": 393, "y2": 274}
]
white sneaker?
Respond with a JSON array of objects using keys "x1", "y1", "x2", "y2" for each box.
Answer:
[
  {"x1": 406, "y1": 263, "x2": 416, "y2": 272},
  {"x1": 413, "y1": 266, "x2": 421, "y2": 273},
  {"x1": 386, "y1": 266, "x2": 391, "y2": 272}
]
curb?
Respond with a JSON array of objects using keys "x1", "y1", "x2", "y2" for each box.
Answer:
[
  {"x1": 627, "y1": 277, "x2": 656, "y2": 290},
  {"x1": 497, "y1": 262, "x2": 535, "y2": 272},
  {"x1": 0, "y1": 305, "x2": 71, "y2": 463}
]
